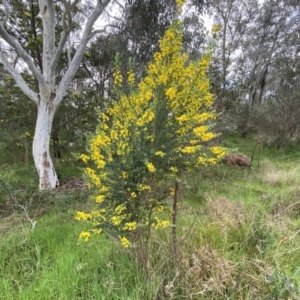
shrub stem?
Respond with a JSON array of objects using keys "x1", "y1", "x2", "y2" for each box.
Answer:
[{"x1": 172, "y1": 176, "x2": 180, "y2": 270}]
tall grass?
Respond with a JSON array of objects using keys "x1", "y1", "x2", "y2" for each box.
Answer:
[{"x1": 1, "y1": 134, "x2": 300, "y2": 299}]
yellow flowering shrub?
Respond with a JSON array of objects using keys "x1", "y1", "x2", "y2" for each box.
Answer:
[{"x1": 77, "y1": 7, "x2": 225, "y2": 247}]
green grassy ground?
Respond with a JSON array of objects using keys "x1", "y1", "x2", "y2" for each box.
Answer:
[{"x1": 1, "y1": 134, "x2": 300, "y2": 299}]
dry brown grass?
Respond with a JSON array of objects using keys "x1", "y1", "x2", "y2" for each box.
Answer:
[
  {"x1": 180, "y1": 245, "x2": 237, "y2": 299},
  {"x1": 271, "y1": 188, "x2": 300, "y2": 218},
  {"x1": 262, "y1": 161, "x2": 300, "y2": 187},
  {"x1": 206, "y1": 197, "x2": 245, "y2": 222},
  {"x1": 0, "y1": 214, "x2": 26, "y2": 233}
]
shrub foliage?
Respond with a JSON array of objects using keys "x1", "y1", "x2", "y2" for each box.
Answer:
[{"x1": 76, "y1": 5, "x2": 225, "y2": 251}]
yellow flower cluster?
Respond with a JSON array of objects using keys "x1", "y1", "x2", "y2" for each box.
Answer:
[
  {"x1": 111, "y1": 216, "x2": 122, "y2": 225},
  {"x1": 115, "y1": 204, "x2": 126, "y2": 215},
  {"x1": 123, "y1": 222, "x2": 137, "y2": 231},
  {"x1": 80, "y1": 154, "x2": 90, "y2": 163},
  {"x1": 127, "y1": 70, "x2": 135, "y2": 87},
  {"x1": 165, "y1": 87, "x2": 177, "y2": 100},
  {"x1": 119, "y1": 236, "x2": 130, "y2": 248},
  {"x1": 75, "y1": 211, "x2": 92, "y2": 221},
  {"x1": 79, "y1": 231, "x2": 91, "y2": 242},
  {"x1": 113, "y1": 69, "x2": 122, "y2": 87},
  {"x1": 146, "y1": 162, "x2": 156, "y2": 173},
  {"x1": 95, "y1": 195, "x2": 105, "y2": 203},
  {"x1": 155, "y1": 151, "x2": 165, "y2": 157},
  {"x1": 152, "y1": 217, "x2": 170, "y2": 230},
  {"x1": 210, "y1": 146, "x2": 227, "y2": 159},
  {"x1": 137, "y1": 110, "x2": 155, "y2": 127}
]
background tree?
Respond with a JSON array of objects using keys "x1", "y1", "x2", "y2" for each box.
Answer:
[
  {"x1": 0, "y1": 68, "x2": 36, "y2": 165},
  {"x1": 82, "y1": 0, "x2": 207, "y2": 104},
  {"x1": 251, "y1": 2, "x2": 300, "y2": 147},
  {"x1": 209, "y1": 0, "x2": 300, "y2": 143},
  {"x1": 209, "y1": 0, "x2": 252, "y2": 113}
]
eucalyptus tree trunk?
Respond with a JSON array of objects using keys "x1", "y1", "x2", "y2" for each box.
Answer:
[
  {"x1": 33, "y1": 98, "x2": 59, "y2": 189},
  {"x1": 0, "y1": 0, "x2": 111, "y2": 189}
]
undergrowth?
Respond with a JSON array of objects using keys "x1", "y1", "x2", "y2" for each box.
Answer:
[{"x1": 1, "y1": 134, "x2": 300, "y2": 299}]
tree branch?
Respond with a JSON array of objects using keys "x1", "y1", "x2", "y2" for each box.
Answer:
[
  {"x1": 91, "y1": 23, "x2": 122, "y2": 37},
  {"x1": 55, "y1": 0, "x2": 111, "y2": 105},
  {"x1": 49, "y1": 0, "x2": 81, "y2": 77},
  {"x1": 39, "y1": 0, "x2": 55, "y2": 83},
  {"x1": 0, "y1": 50, "x2": 39, "y2": 104},
  {"x1": 114, "y1": 0, "x2": 125, "y2": 11},
  {"x1": 0, "y1": 24, "x2": 45, "y2": 86},
  {"x1": 104, "y1": 7, "x2": 124, "y2": 25}
]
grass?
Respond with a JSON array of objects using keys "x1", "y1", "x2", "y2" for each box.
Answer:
[
  {"x1": 0, "y1": 201, "x2": 160, "y2": 300},
  {"x1": 1, "y1": 134, "x2": 300, "y2": 299}
]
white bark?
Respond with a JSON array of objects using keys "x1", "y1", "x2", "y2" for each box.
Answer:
[
  {"x1": 33, "y1": 99, "x2": 59, "y2": 189},
  {"x1": 0, "y1": 23, "x2": 45, "y2": 86},
  {"x1": 0, "y1": 0, "x2": 113, "y2": 190},
  {"x1": 0, "y1": 50, "x2": 39, "y2": 103}
]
